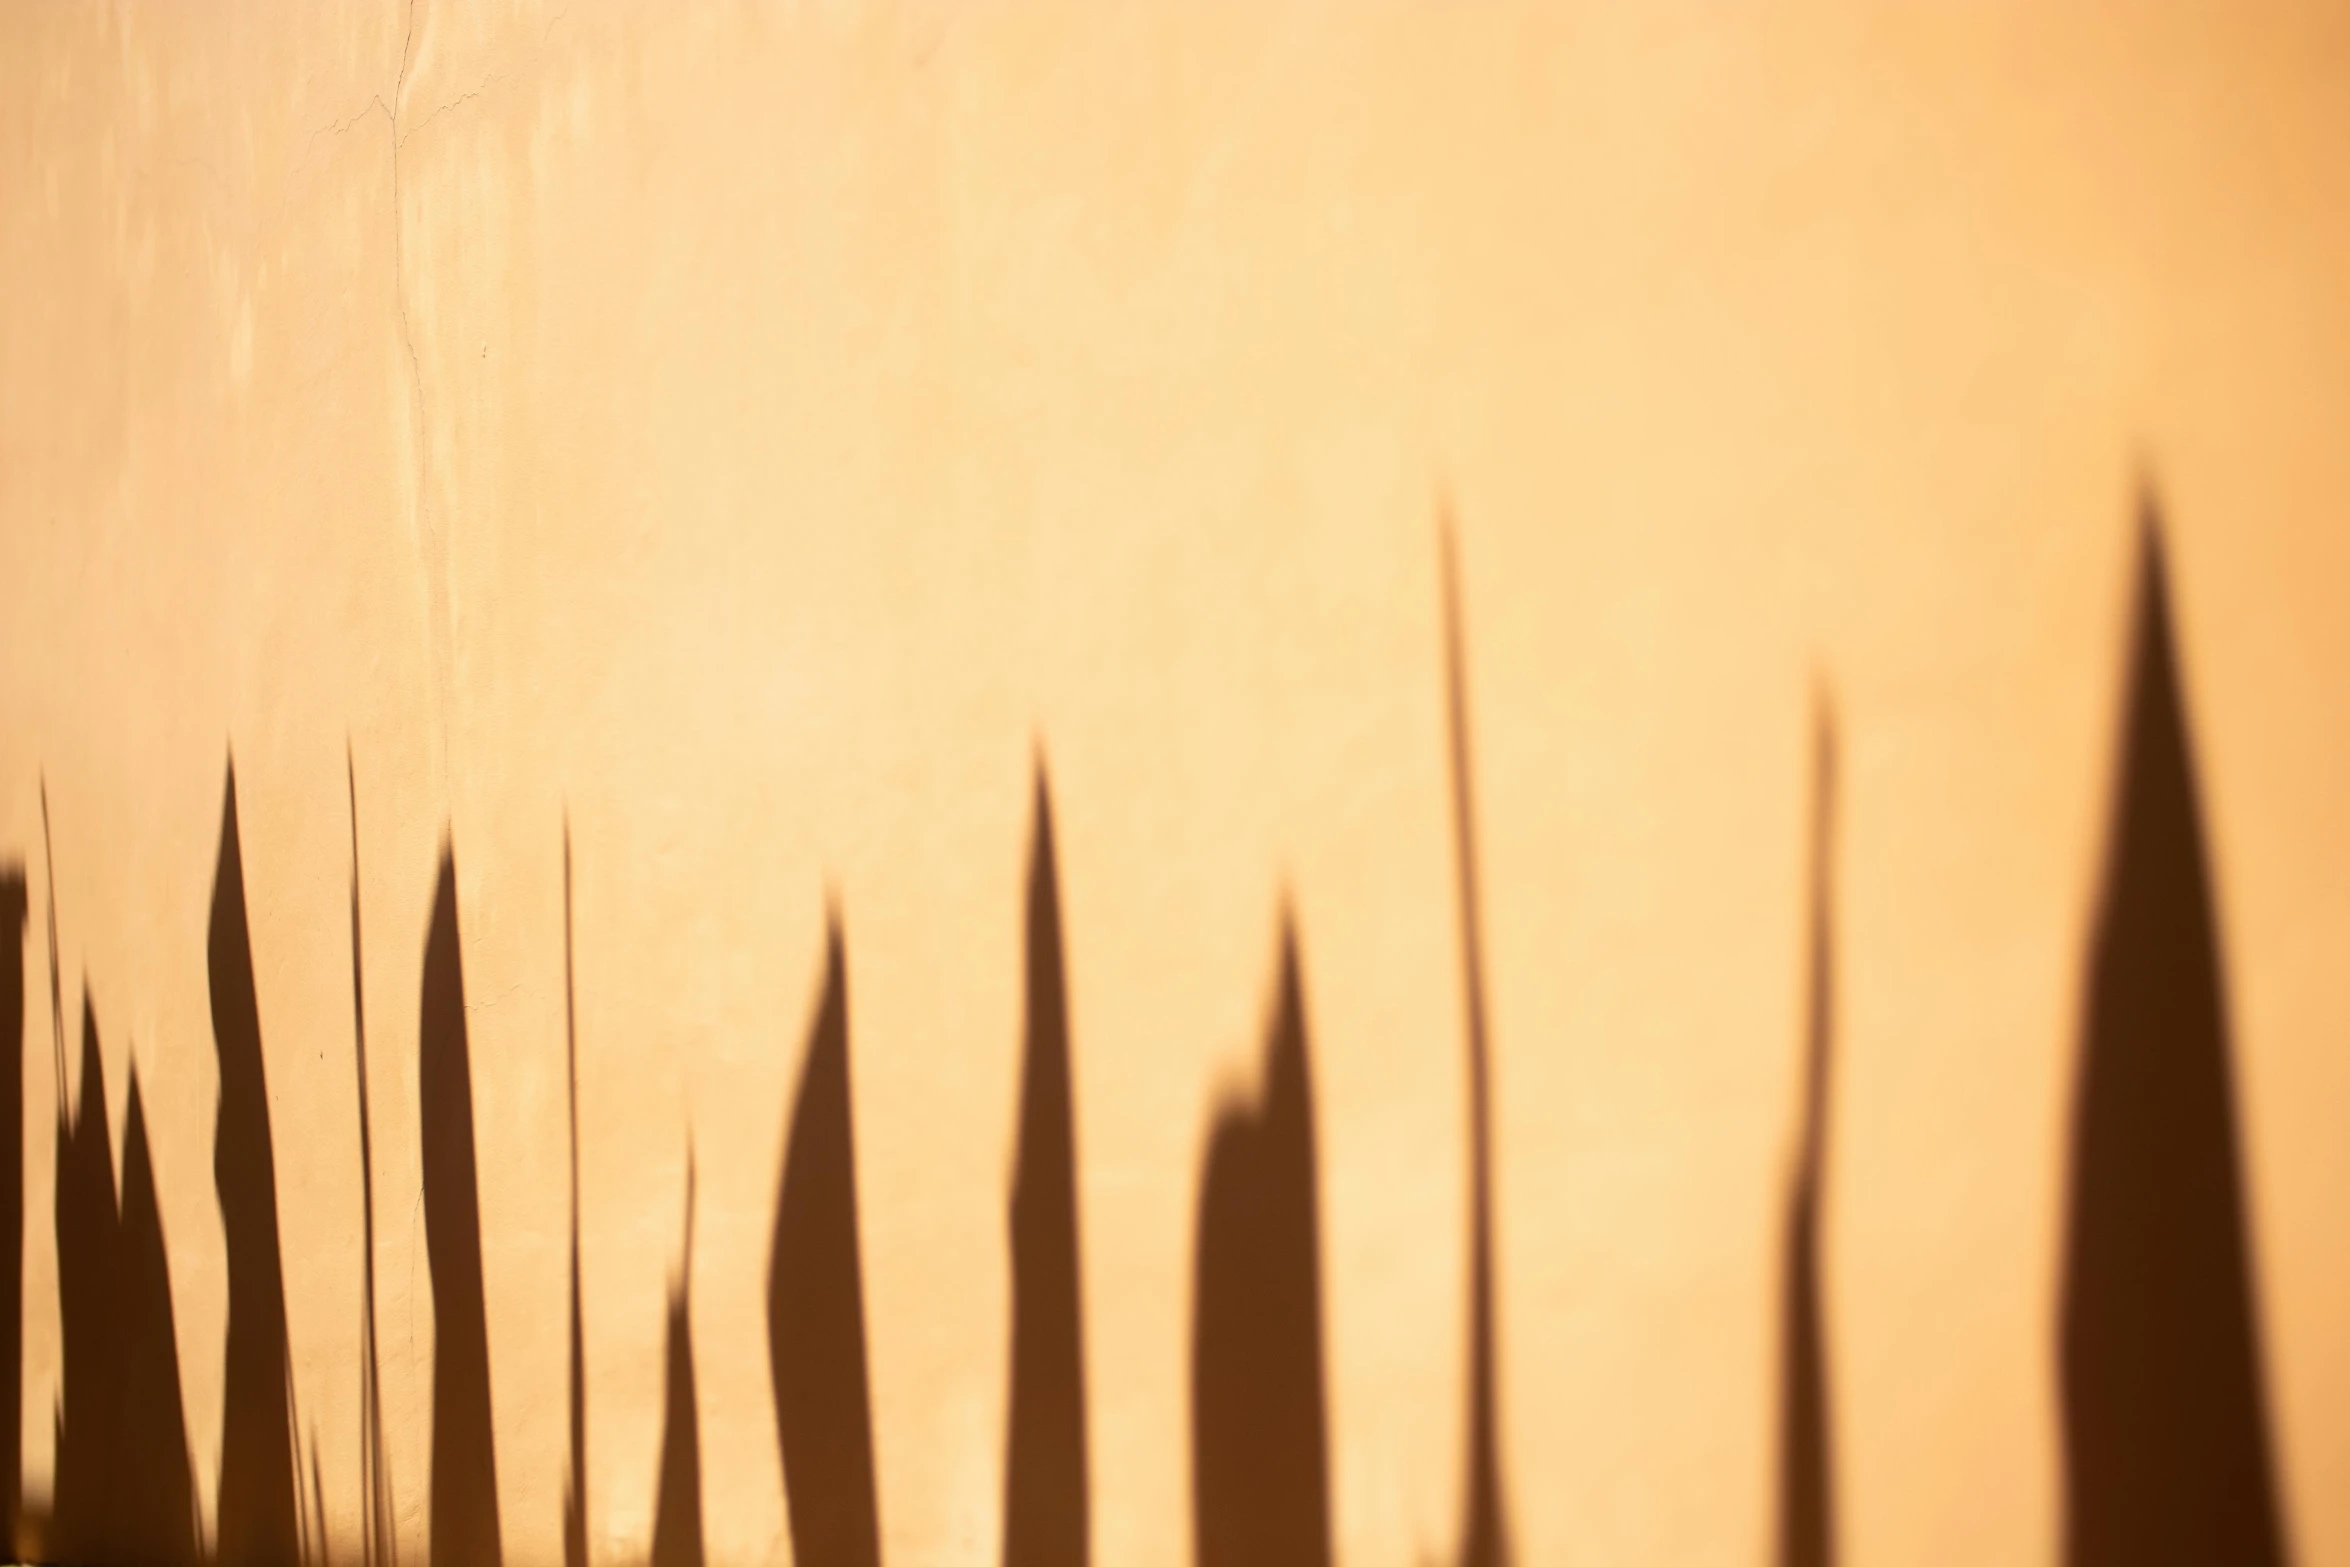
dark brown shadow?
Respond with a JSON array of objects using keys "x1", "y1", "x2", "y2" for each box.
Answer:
[
  {"x1": 50, "y1": 996, "x2": 200, "y2": 1567},
  {"x1": 1002, "y1": 770, "x2": 1089, "y2": 1567},
  {"x1": 1189, "y1": 920, "x2": 1332, "y2": 1567},
  {"x1": 563, "y1": 826, "x2": 588, "y2": 1567},
  {"x1": 50, "y1": 1000, "x2": 120, "y2": 1563},
  {"x1": 350, "y1": 757, "x2": 395, "y2": 1567},
  {"x1": 211, "y1": 764, "x2": 302, "y2": 1567},
  {"x1": 420, "y1": 849, "x2": 504, "y2": 1567},
  {"x1": 0, "y1": 866, "x2": 24, "y2": 1555},
  {"x1": 115, "y1": 1068, "x2": 202, "y2": 1567},
  {"x1": 1776, "y1": 706, "x2": 1837, "y2": 1567},
  {"x1": 2058, "y1": 508, "x2": 2289, "y2": 1566},
  {"x1": 40, "y1": 790, "x2": 97, "y2": 1561},
  {"x1": 767, "y1": 918, "x2": 883, "y2": 1567},
  {"x1": 1440, "y1": 517, "x2": 1510, "y2": 1567},
  {"x1": 650, "y1": 1157, "x2": 703, "y2": 1567}
]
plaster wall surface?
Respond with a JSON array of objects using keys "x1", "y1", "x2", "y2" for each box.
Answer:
[{"x1": 2, "y1": 5, "x2": 2348, "y2": 1565}]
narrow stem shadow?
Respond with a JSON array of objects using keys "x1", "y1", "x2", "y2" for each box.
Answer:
[
  {"x1": 212, "y1": 764, "x2": 302, "y2": 1567},
  {"x1": 420, "y1": 851, "x2": 503, "y2": 1567},
  {"x1": 1441, "y1": 515, "x2": 1511, "y2": 1567},
  {"x1": 1775, "y1": 705, "x2": 1837, "y2": 1567}
]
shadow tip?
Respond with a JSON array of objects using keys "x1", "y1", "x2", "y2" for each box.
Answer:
[{"x1": 2136, "y1": 485, "x2": 2168, "y2": 561}]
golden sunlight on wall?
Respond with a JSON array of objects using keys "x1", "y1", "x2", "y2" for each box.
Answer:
[{"x1": 2, "y1": 4, "x2": 2348, "y2": 1565}]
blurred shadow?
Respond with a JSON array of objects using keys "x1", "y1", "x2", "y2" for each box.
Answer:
[
  {"x1": 2058, "y1": 510, "x2": 2288, "y2": 1565},
  {"x1": 0, "y1": 867, "x2": 24, "y2": 1552},
  {"x1": 650, "y1": 1158, "x2": 703, "y2": 1567},
  {"x1": 312, "y1": 1430, "x2": 331, "y2": 1567},
  {"x1": 767, "y1": 919, "x2": 882, "y2": 1567},
  {"x1": 563, "y1": 827, "x2": 589, "y2": 1567},
  {"x1": 1440, "y1": 518, "x2": 1510, "y2": 1567},
  {"x1": 39, "y1": 797, "x2": 91, "y2": 1559},
  {"x1": 211, "y1": 766, "x2": 302, "y2": 1566},
  {"x1": 1189, "y1": 921, "x2": 1332, "y2": 1567},
  {"x1": 50, "y1": 999, "x2": 200, "y2": 1567},
  {"x1": 420, "y1": 850, "x2": 504, "y2": 1567},
  {"x1": 1776, "y1": 707, "x2": 1836, "y2": 1567},
  {"x1": 116, "y1": 1069, "x2": 202, "y2": 1567},
  {"x1": 1002, "y1": 772, "x2": 1090, "y2": 1567},
  {"x1": 350, "y1": 757, "x2": 395, "y2": 1567},
  {"x1": 50, "y1": 1001, "x2": 119, "y2": 1561}
]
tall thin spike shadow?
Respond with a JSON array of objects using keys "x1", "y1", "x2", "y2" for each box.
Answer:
[
  {"x1": 349, "y1": 756, "x2": 395, "y2": 1567},
  {"x1": 2058, "y1": 508, "x2": 2289, "y2": 1566},
  {"x1": 420, "y1": 852, "x2": 503, "y2": 1567},
  {"x1": 1776, "y1": 706, "x2": 1837, "y2": 1567},
  {"x1": 115, "y1": 1068, "x2": 202, "y2": 1567},
  {"x1": 1190, "y1": 921, "x2": 1332, "y2": 1567},
  {"x1": 42, "y1": 798, "x2": 103, "y2": 1562},
  {"x1": 1003, "y1": 771, "x2": 1090, "y2": 1567},
  {"x1": 311, "y1": 1427, "x2": 333, "y2": 1567},
  {"x1": 563, "y1": 826, "x2": 589, "y2": 1567},
  {"x1": 0, "y1": 867, "x2": 25, "y2": 1557},
  {"x1": 651, "y1": 1156, "x2": 703, "y2": 1567},
  {"x1": 50, "y1": 1001, "x2": 119, "y2": 1563},
  {"x1": 51, "y1": 990, "x2": 200, "y2": 1567},
  {"x1": 1440, "y1": 516, "x2": 1510, "y2": 1567},
  {"x1": 767, "y1": 920, "x2": 883, "y2": 1567},
  {"x1": 212, "y1": 764, "x2": 302, "y2": 1567}
]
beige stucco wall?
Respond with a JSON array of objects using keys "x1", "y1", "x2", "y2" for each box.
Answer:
[{"x1": 3, "y1": 4, "x2": 2348, "y2": 1564}]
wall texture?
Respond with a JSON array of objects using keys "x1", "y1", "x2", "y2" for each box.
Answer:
[{"x1": 3, "y1": 4, "x2": 2349, "y2": 1565}]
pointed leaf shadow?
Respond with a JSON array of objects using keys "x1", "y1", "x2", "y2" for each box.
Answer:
[
  {"x1": 767, "y1": 920, "x2": 883, "y2": 1567},
  {"x1": 2058, "y1": 509, "x2": 2289, "y2": 1565},
  {"x1": 51, "y1": 998, "x2": 199, "y2": 1567},
  {"x1": 0, "y1": 868, "x2": 24, "y2": 1555},
  {"x1": 116, "y1": 1069, "x2": 202, "y2": 1567},
  {"x1": 349, "y1": 759, "x2": 395, "y2": 1567},
  {"x1": 49, "y1": 1004, "x2": 117, "y2": 1561},
  {"x1": 211, "y1": 765, "x2": 302, "y2": 1566},
  {"x1": 1003, "y1": 772, "x2": 1090, "y2": 1567},
  {"x1": 420, "y1": 851, "x2": 503, "y2": 1567},
  {"x1": 1776, "y1": 708, "x2": 1837, "y2": 1567}
]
